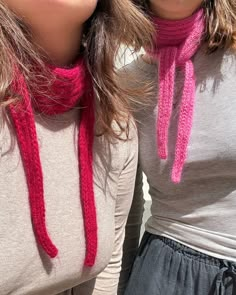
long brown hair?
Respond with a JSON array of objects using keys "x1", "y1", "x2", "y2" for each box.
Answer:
[
  {"x1": 135, "y1": 0, "x2": 236, "y2": 53},
  {"x1": 203, "y1": 0, "x2": 236, "y2": 52},
  {"x1": 0, "y1": 0, "x2": 153, "y2": 139}
]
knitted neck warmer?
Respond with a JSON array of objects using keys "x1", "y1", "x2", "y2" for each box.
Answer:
[
  {"x1": 150, "y1": 9, "x2": 205, "y2": 182},
  {"x1": 9, "y1": 58, "x2": 97, "y2": 267}
]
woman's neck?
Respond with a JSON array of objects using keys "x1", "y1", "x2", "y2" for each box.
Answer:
[
  {"x1": 4, "y1": 1, "x2": 95, "y2": 67},
  {"x1": 145, "y1": 2, "x2": 203, "y2": 64},
  {"x1": 32, "y1": 23, "x2": 83, "y2": 67},
  {"x1": 149, "y1": 1, "x2": 203, "y2": 20}
]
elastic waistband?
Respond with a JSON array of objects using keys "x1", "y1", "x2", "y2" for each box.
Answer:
[{"x1": 144, "y1": 232, "x2": 236, "y2": 268}]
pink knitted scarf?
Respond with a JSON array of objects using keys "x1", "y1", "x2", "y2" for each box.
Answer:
[
  {"x1": 150, "y1": 9, "x2": 205, "y2": 182},
  {"x1": 8, "y1": 58, "x2": 97, "y2": 267}
]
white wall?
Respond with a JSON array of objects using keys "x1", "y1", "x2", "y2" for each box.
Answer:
[{"x1": 116, "y1": 46, "x2": 136, "y2": 69}]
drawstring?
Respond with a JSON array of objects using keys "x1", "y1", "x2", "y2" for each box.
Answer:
[{"x1": 215, "y1": 261, "x2": 236, "y2": 295}]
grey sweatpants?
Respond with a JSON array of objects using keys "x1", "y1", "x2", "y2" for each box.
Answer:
[{"x1": 124, "y1": 233, "x2": 236, "y2": 295}]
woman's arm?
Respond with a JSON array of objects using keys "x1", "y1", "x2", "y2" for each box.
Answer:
[
  {"x1": 73, "y1": 124, "x2": 139, "y2": 295},
  {"x1": 118, "y1": 164, "x2": 144, "y2": 294}
]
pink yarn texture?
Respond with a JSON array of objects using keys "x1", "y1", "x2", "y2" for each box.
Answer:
[
  {"x1": 150, "y1": 9, "x2": 205, "y2": 182},
  {"x1": 9, "y1": 58, "x2": 97, "y2": 266}
]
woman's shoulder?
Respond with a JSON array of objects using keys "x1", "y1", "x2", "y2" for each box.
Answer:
[
  {"x1": 95, "y1": 115, "x2": 138, "y2": 157},
  {"x1": 110, "y1": 115, "x2": 138, "y2": 146},
  {"x1": 117, "y1": 56, "x2": 158, "y2": 120},
  {"x1": 93, "y1": 117, "x2": 138, "y2": 189}
]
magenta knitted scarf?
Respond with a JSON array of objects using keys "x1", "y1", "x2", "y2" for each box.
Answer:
[
  {"x1": 150, "y1": 9, "x2": 205, "y2": 182},
  {"x1": 8, "y1": 58, "x2": 97, "y2": 267}
]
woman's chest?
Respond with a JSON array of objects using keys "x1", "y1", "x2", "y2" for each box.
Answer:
[
  {"x1": 0, "y1": 115, "x2": 123, "y2": 294},
  {"x1": 137, "y1": 58, "x2": 236, "y2": 183}
]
